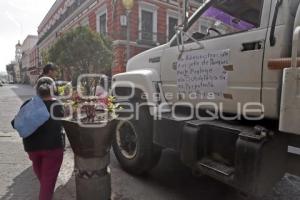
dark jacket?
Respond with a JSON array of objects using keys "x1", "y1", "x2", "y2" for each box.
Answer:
[{"x1": 12, "y1": 99, "x2": 65, "y2": 152}]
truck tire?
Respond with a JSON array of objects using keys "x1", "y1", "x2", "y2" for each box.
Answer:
[
  {"x1": 112, "y1": 104, "x2": 161, "y2": 175},
  {"x1": 233, "y1": 191, "x2": 259, "y2": 200}
]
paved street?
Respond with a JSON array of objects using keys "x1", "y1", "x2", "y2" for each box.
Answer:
[{"x1": 0, "y1": 84, "x2": 300, "y2": 200}]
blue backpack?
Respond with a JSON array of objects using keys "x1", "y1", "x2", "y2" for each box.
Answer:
[{"x1": 13, "y1": 96, "x2": 50, "y2": 138}]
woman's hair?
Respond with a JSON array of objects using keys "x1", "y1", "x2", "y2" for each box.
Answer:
[
  {"x1": 42, "y1": 63, "x2": 57, "y2": 75},
  {"x1": 36, "y1": 77, "x2": 55, "y2": 98}
]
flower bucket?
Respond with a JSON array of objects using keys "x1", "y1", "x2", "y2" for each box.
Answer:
[
  {"x1": 62, "y1": 120, "x2": 117, "y2": 158},
  {"x1": 62, "y1": 119, "x2": 117, "y2": 200}
]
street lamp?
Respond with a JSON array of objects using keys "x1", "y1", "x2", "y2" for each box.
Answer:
[
  {"x1": 122, "y1": 0, "x2": 134, "y2": 62},
  {"x1": 122, "y1": 0, "x2": 134, "y2": 10}
]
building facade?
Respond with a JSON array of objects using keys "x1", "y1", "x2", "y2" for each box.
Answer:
[
  {"x1": 29, "y1": 44, "x2": 41, "y2": 84},
  {"x1": 6, "y1": 61, "x2": 20, "y2": 83},
  {"x1": 6, "y1": 41, "x2": 22, "y2": 83},
  {"x1": 21, "y1": 35, "x2": 38, "y2": 84},
  {"x1": 37, "y1": 0, "x2": 203, "y2": 76}
]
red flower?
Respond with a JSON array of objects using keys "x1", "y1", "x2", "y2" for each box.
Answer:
[{"x1": 98, "y1": 97, "x2": 109, "y2": 105}]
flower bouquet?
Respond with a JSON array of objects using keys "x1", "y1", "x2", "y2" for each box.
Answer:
[
  {"x1": 58, "y1": 83, "x2": 119, "y2": 124},
  {"x1": 57, "y1": 80, "x2": 120, "y2": 158}
]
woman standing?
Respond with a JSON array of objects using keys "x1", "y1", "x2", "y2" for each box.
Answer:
[{"x1": 13, "y1": 77, "x2": 65, "y2": 200}]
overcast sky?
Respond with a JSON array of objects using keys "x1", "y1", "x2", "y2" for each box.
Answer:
[{"x1": 0, "y1": 0, "x2": 56, "y2": 73}]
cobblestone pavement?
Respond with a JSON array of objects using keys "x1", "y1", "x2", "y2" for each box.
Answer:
[{"x1": 0, "y1": 84, "x2": 299, "y2": 200}]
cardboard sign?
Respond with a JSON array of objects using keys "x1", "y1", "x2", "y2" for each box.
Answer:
[{"x1": 177, "y1": 49, "x2": 230, "y2": 98}]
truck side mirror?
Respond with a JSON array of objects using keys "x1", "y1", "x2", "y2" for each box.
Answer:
[{"x1": 270, "y1": 0, "x2": 283, "y2": 46}]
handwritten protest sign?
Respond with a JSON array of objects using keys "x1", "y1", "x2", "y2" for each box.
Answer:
[{"x1": 176, "y1": 49, "x2": 230, "y2": 98}]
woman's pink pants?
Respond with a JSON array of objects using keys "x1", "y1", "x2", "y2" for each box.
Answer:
[{"x1": 28, "y1": 148, "x2": 64, "y2": 200}]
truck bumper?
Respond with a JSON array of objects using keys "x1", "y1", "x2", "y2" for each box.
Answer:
[{"x1": 154, "y1": 115, "x2": 288, "y2": 196}]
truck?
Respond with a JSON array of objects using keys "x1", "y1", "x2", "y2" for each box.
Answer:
[{"x1": 111, "y1": 0, "x2": 300, "y2": 197}]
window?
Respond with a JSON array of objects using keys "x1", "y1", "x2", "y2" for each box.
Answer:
[
  {"x1": 96, "y1": 6, "x2": 107, "y2": 35},
  {"x1": 141, "y1": 10, "x2": 153, "y2": 41},
  {"x1": 138, "y1": 2, "x2": 158, "y2": 43},
  {"x1": 168, "y1": 17, "x2": 178, "y2": 41},
  {"x1": 99, "y1": 13, "x2": 107, "y2": 35},
  {"x1": 186, "y1": 0, "x2": 264, "y2": 41}
]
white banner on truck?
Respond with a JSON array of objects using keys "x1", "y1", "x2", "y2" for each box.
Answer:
[{"x1": 176, "y1": 49, "x2": 230, "y2": 98}]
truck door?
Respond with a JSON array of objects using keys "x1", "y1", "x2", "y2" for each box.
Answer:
[{"x1": 160, "y1": 0, "x2": 272, "y2": 115}]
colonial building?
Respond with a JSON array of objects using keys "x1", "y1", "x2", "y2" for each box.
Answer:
[
  {"x1": 6, "y1": 61, "x2": 19, "y2": 83},
  {"x1": 37, "y1": 0, "x2": 203, "y2": 76},
  {"x1": 6, "y1": 41, "x2": 22, "y2": 83},
  {"x1": 29, "y1": 44, "x2": 41, "y2": 84},
  {"x1": 21, "y1": 35, "x2": 38, "y2": 84}
]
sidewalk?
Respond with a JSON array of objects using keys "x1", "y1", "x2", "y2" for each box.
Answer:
[
  {"x1": 0, "y1": 84, "x2": 75, "y2": 200},
  {"x1": 0, "y1": 133, "x2": 76, "y2": 200}
]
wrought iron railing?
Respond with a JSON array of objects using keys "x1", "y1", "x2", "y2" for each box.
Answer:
[
  {"x1": 37, "y1": 0, "x2": 87, "y2": 45},
  {"x1": 136, "y1": 31, "x2": 167, "y2": 46}
]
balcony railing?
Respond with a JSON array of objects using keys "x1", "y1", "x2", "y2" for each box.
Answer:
[
  {"x1": 137, "y1": 31, "x2": 167, "y2": 46},
  {"x1": 37, "y1": 0, "x2": 87, "y2": 45},
  {"x1": 107, "y1": 30, "x2": 168, "y2": 47}
]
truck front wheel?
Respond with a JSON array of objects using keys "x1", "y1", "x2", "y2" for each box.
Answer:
[{"x1": 112, "y1": 106, "x2": 162, "y2": 175}]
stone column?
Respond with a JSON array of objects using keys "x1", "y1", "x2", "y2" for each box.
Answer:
[{"x1": 75, "y1": 154, "x2": 111, "y2": 200}]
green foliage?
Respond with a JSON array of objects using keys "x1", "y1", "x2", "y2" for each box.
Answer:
[
  {"x1": 48, "y1": 27, "x2": 113, "y2": 77},
  {"x1": 41, "y1": 50, "x2": 50, "y2": 66}
]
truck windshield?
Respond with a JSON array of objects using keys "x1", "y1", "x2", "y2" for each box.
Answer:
[
  {"x1": 202, "y1": 6, "x2": 256, "y2": 31},
  {"x1": 186, "y1": 0, "x2": 263, "y2": 40}
]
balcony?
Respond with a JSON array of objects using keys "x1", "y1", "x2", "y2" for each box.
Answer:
[
  {"x1": 37, "y1": 0, "x2": 88, "y2": 45},
  {"x1": 136, "y1": 31, "x2": 167, "y2": 46}
]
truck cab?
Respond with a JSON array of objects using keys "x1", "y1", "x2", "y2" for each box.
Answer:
[{"x1": 111, "y1": 0, "x2": 300, "y2": 197}]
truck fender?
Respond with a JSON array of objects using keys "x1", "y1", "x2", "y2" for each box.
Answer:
[{"x1": 111, "y1": 69, "x2": 161, "y2": 115}]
